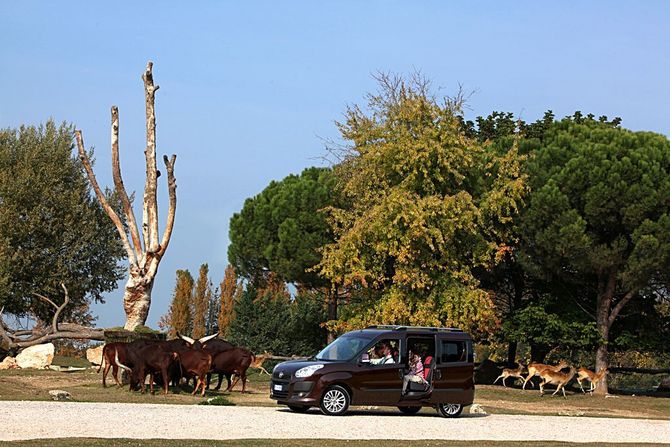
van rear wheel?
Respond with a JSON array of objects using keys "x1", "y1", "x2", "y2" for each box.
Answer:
[
  {"x1": 398, "y1": 406, "x2": 421, "y2": 415},
  {"x1": 437, "y1": 403, "x2": 463, "y2": 418},
  {"x1": 319, "y1": 385, "x2": 350, "y2": 416}
]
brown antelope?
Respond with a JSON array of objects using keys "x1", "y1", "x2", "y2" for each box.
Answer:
[
  {"x1": 576, "y1": 367, "x2": 608, "y2": 393},
  {"x1": 250, "y1": 350, "x2": 272, "y2": 375},
  {"x1": 539, "y1": 366, "x2": 576, "y2": 398},
  {"x1": 522, "y1": 360, "x2": 569, "y2": 390},
  {"x1": 493, "y1": 363, "x2": 528, "y2": 387}
]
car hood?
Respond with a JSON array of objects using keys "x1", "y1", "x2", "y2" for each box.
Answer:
[{"x1": 273, "y1": 359, "x2": 330, "y2": 378}]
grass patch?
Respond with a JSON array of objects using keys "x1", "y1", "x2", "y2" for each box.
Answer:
[
  {"x1": 199, "y1": 395, "x2": 235, "y2": 406},
  {"x1": 2, "y1": 440, "x2": 668, "y2": 447},
  {"x1": 52, "y1": 355, "x2": 91, "y2": 368}
]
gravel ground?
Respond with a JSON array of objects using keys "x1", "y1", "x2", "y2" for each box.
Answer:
[{"x1": 0, "y1": 401, "x2": 669, "y2": 443}]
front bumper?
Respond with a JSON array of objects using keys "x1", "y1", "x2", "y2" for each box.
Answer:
[{"x1": 270, "y1": 378, "x2": 319, "y2": 404}]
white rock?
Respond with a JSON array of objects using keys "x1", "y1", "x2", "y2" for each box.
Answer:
[
  {"x1": 15, "y1": 343, "x2": 55, "y2": 369},
  {"x1": 0, "y1": 356, "x2": 19, "y2": 370},
  {"x1": 86, "y1": 345, "x2": 104, "y2": 366},
  {"x1": 469, "y1": 404, "x2": 487, "y2": 414},
  {"x1": 558, "y1": 410, "x2": 585, "y2": 416},
  {"x1": 48, "y1": 390, "x2": 71, "y2": 401}
]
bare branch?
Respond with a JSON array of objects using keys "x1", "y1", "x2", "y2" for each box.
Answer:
[
  {"x1": 111, "y1": 106, "x2": 143, "y2": 260},
  {"x1": 0, "y1": 295, "x2": 104, "y2": 349},
  {"x1": 75, "y1": 131, "x2": 139, "y2": 267},
  {"x1": 609, "y1": 290, "x2": 636, "y2": 326},
  {"x1": 0, "y1": 307, "x2": 13, "y2": 347},
  {"x1": 158, "y1": 154, "x2": 177, "y2": 257},
  {"x1": 142, "y1": 61, "x2": 160, "y2": 260},
  {"x1": 32, "y1": 293, "x2": 58, "y2": 310},
  {"x1": 31, "y1": 284, "x2": 70, "y2": 333}
]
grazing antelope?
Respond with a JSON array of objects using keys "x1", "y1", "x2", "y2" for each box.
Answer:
[
  {"x1": 539, "y1": 366, "x2": 576, "y2": 398},
  {"x1": 493, "y1": 363, "x2": 528, "y2": 387},
  {"x1": 576, "y1": 367, "x2": 608, "y2": 393},
  {"x1": 522, "y1": 360, "x2": 569, "y2": 390}
]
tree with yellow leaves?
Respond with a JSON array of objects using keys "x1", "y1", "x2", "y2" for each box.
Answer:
[
  {"x1": 218, "y1": 264, "x2": 238, "y2": 337},
  {"x1": 318, "y1": 73, "x2": 527, "y2": 338}
]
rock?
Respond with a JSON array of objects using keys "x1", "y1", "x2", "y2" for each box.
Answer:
[
  {"x1": 558, "y1": 410, "x2": 585, "y2": 416},
  {"x1": 15, "y1": 343, "x2": 55, "y2": 369},
  {"x1": 469, "y1": 404, "x2": 487, "y2": 414},
  {"x1": 48, "y1": 390, "x2": 71, "y2": 401},
  {"x1": 86, "y1": 345, "x2": 104, "y2": 366},
  {"x1": 0, "y1": 356, "x2": 19, "y2": 370}
]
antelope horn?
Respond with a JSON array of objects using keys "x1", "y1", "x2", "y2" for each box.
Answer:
[
  {"x1": 177, "y1": 332, "x2": 195, "y2": 345},
  {"x1": 198, "y1": 332, "x2": 219, "y2": 344},
  {"x1": 114, "y1": 349, "x2": 131, "y2": 372}
]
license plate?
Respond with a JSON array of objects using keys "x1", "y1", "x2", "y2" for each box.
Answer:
[{"x1": 273, "y1": 384, "x2": 283, "y2": 391}]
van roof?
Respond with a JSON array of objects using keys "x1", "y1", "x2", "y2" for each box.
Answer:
[{"x1": 365, "y1": 325, "x2": 464, "y2": 333}]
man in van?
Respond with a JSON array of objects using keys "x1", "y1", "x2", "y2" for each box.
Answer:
[{"x1": 370, "y1": 342, "x2": 395, "y2": 364}]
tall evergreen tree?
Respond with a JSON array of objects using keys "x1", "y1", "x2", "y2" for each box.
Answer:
[
  {"x1": 167, "y1": 269, "x2": 194, "y2": 337},
  {"x1": 206, "y1": 286, "x2": 220, "y2": 335},
  {"x1": 522, "y1": 115, "x2": 670, "y2": 393},
  {"x1": 192, "y1": 263, "x2": 210, "y2": 339}
]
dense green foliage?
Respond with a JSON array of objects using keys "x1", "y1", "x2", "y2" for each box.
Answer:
[
  {"x1": 521, "y1": 115, "x2": 670, "y2": 386},
  {"x1": 227, "y1": 288, "x2": 327, "y2": 356},
  {"x1": 228, "y1": 167, "x2": 335, "y2": 289},
  {"x1": 0, "y1": 121, "x2": 124, "y2": 323}
]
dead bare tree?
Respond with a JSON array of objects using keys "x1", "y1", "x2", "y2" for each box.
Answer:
[
  {"x1": 75, "y1": 61, "x2": 177, "y2": 330},
  {"x1": 0, "y1": 284, "x2": 104, "y2": 349}
]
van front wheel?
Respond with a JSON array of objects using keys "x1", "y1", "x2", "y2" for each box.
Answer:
[
  {"x1": 437, "y1": 403, "x2": 463, "y2": 418},
  {"x1": 319, "y1": 385, "x2": 350, "y2": 416}
]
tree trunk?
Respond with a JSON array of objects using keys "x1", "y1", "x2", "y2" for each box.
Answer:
[
  {"x1": 594, "y1": 270, "x2": 615, "y2": 395},
  {"x1": 529, "y1": 344, "x2": 550, "y2": 363},
  {"x1": 327, "y1": 285, "x2": 338, "y2": 343},
  {"x1": 506, "y1": 341, "x2": 518, "y2": 366},
  {"x1": 122, "y1": 274, "x2": 155, "y2": 330}
]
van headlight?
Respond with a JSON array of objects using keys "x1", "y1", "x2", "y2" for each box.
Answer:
[{"x1": 295, "y1": 364, "x2": 324, "y2": 378}]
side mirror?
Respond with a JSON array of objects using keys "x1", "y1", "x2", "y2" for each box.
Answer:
[{"x1": 360, "y1": 353, "x2": 370, "y2": 364}]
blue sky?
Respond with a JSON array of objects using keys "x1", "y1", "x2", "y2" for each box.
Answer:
[{"x1": 2, "y1": 1, "x2": 669, "y2": 328}]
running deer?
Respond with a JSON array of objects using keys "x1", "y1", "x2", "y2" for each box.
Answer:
[
  {"x1": 576, "y1": 367, "x2": 608, "y2": 394},
  {"x1": 539, "y1": 366, "x2": 576, "y2": 398},
  {"x1": 250, "y1": 350, "x2": 272, "y2": 375},
  {"x1": 522, "y1": 360, "x2": 569, "y2": 390},
  {"x1": 493, "y1": 363, "x2": 528, "y2": 387}
]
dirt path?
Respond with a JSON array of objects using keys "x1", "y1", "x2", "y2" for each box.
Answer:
[{"x1": 0, "y1": 401, "x2": 668, "y2": 443}]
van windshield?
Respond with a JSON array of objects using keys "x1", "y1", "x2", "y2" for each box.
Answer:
[{"x1": 315, "y1": 335, "x2": 370, "y2": 361}]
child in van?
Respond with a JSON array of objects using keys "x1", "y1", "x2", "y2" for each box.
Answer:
[{"x1": 402, "y1": 351, "x2": 426, "y2": 395}]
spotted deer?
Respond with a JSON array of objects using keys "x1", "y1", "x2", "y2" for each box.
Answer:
[
  {"x1": 522, "y1": 360, "x2": 569, "y2": 390},
  {"x1": 576, "y1": 367, "x2": 608, "y2": 394},
  {"x1": 539, "y1": 366, "x2": 576, "y2": 398},
  {"x1": 493, "y1": 363, "x2": 528, "y2": 387}
]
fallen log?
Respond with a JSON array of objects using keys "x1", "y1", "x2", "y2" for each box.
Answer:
[{"x1": 0, "y1": 284, "x2": 104, "y2": 350}]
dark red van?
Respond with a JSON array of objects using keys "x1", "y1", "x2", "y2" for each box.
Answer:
[{"x1": 270, "y1": 325, "x2": 474, "y2": 417}]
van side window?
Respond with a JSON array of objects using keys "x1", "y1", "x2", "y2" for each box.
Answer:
[{"x1": 441, "y1": 340, "x2": 466, "y2": 363}]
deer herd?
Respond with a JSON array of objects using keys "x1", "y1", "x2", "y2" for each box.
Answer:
[{"x1": 493, "y1": 360, "x2": 608, "y2": 398}]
